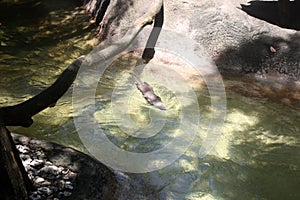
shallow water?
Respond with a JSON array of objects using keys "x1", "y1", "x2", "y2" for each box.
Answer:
[{"x1": 1, "y1": 1, "x2": 299, "y2": 199}]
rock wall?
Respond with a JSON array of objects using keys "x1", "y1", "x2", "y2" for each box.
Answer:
[{"x1": 86, "y1": 0, "x2": 300, "y2": 81}]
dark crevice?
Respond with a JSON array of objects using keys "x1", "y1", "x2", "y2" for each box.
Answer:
[{"x1": 95, "y1": 0, "x2": 110, "y2": 25}]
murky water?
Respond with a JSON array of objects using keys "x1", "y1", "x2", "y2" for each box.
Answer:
[{"x1": 1, "y1": 1, "x2": 299, "y2": 199}]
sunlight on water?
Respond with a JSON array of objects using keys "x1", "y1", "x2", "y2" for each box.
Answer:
[{"x1": 94, "y1": 72, "x2": 183, "y2": 153}]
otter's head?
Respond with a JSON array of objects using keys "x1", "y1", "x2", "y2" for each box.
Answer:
[{"x1": 153, "y1": 101, "x2": 167, "y2": 110}]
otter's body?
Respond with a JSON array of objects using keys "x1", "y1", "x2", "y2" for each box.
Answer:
[{"x1": 130, "y1": 73, "x2": 167, "y2": 110}]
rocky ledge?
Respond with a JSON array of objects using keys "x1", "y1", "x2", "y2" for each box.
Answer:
[{"x1": 13, "y1": 134, "x2": 117, "y2": 200}]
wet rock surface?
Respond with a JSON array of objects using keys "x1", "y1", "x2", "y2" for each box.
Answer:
[
  {"x1": 13, "y1": 134, "x2": 117, "y2": 200},
  {"x1": 98, "y1": 0, "x2": 299, "y2": 81}
]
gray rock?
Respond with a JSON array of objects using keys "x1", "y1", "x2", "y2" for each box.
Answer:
[
  {"x1": 65, "y1": 184, "x2": 74, "y2": 190},
  {"x1": 38, "y1": 186, "x2": 53, "y2": 195},
  {"x1": 35, "y1": 177, "x2": 45, "y2": 184},
  {"x1": 58, "y1": 180, "x2": 65, "y2": 190},
  {"x1": 41, "y1": 180, "x2": 51, "y2": 186},
  {"x1": 20, "y1": 154, "x2": 31, "y2": 160},
  {"x1": 23, "y1": 158, "x2": 32, "y2": 166},
  {"x1": 63, "y1": 191, "x2": 72, "y2": 197},
  {"x1": 38, "y1": 165, "x2": 59, "y2": 175},
  {"x1": 29, "y1": 192, "x2": 42, "y2": 200},
  {"x1": 61, "y1": 168, "x2": 69, "y2": 175},
  {"x1": 30, "y1": 159, "x2": 44, "y2": 167},
  {"x1": 16, "y1": 144, "x2": 30, "y2": 154}
]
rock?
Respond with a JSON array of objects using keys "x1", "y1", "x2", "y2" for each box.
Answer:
[
  {"x1": 35, "y1": 177, "x2": 45, "y2": 184},
  {"x1": 13, "y1": 134, "x2": 117, "y2": 200},
  {"x1": 65, "y1": 181, "x2": 71, "y2": 185},
  {"x1": 29, "y1": 192, "x2": 42, "y2": 200},
  {"x1": 41, "y1": 180, "x2": 51, "y2": 186},
  {"x1": 20, "y1": 154, "x2": 31, "y2": 160},
  {"x1": 24, "y1": 163, "x2": 34, "y2": 172},
  {"x1": 61, "y1": 168, "x2": 69, "y2": 175},
  {"x1": 30, "y1": 159, "x2": 44, "y2": 168},
  {"x1": 35, "y1": 150, "x2": 45, "y2": 158},
  {"x1": 23, "y1": 158, "x2": 32, "y2": 166},
  {"x1": 16, "y1": 144, "x2": 29, "y2": 153},
  {"x1": 45, "y1": 161, "x2": 53, "y2": 165},
  {"x1": 58, "y1": 180, "x2": 65, "y2": 190},
  {"x1": 63, "y1": 191, "x2": 72, "y2": 197},
  {"x1": 38, "y1": 186, "x2": 53, "y2": 195},
  {"x1": 65, "y1": 184, "x2": 74, "y2": 190},
  {"x1": 38, "y1": 166, "x2": 59, "y2": 176}
]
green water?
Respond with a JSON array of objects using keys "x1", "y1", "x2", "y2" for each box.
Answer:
[{"x1": 1, "y1": 1, "x2": 300, "y2": 199}]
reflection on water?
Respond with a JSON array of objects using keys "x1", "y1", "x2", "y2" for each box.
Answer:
[{"x1": 1, "y1": 1, "x2": 300, "y2": 199}]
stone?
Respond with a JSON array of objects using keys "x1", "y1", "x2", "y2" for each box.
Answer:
[
  {"x1": 41, "y1": 180, "x2": 51, "y2": 186},
  {"x1": 23, "y1": 158, "x2": 32, "y2": 166},
  {"x1": 63, "y1": 191, "x2": 72, "y2": 197},
  {"x1": 16, "y1": 144, "x2": 29, "y2": 154},
  {"x1": 30, "y1": 159, "x2": 44, "y2": 167},
  {"x1": 38, "y1": 165, "x2": 59, "y2": 176},
  {"x1": 58, "y1": 180, "x2": 65, "y2": 190},
  {"x1": 29, "y1": 192, "x2": 42, "y2": 200},
  {"x1": 65, "y1": 184, "x2": 74, "y2": 190},
  {"x1": 35, "y1": 177, "x2": 45, "y2": 184},
  {"x1": 38, "y1": 187, "x2": 53, "y2": 195}
]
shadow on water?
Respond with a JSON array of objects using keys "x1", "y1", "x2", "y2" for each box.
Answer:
[
  {"x1": 0, "y1": 0, "x2": 97, "y2": 104},
  {"x1": 0, "y1": 0, "x2": 95, "y2": 53},
  {"x1": 0, "y1": 0, "x2": 83, "y2": 22}
]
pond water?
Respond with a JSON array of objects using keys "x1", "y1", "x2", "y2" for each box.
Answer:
[{"x1": 0, "y1": 1, "x2": 299, "y2": 199}]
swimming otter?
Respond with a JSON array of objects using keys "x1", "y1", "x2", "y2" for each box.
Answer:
[{"x1": 130, "y1": 73, "x2": 167, "y2": 110}]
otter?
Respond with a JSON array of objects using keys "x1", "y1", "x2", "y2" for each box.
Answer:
[{"x1": 130, "y1": 73, "x2": 167, "y2": 110}]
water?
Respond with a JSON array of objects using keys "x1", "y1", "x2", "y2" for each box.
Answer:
[
  {"x1": 1, "y1": 1, "x2": 299, "y2": 199},
  {"x1": 0, "y1": 0, "x2": 97, "y2": 151}
]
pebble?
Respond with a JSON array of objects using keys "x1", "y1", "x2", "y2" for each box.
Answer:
[
  {"x1": 41, "y1": 180, "x2": 51, "y2": 186},
  {"x1": 65, "y1": 184, "x2": 74, "y2": 190},
  {"x1": 16, "y1": 145, "x2": 30, "y2": 154},
  {"x1": 39, "y1": 166, "x2": 59, "y2": 175},
  {"x1": 45, "y1": 161, "x2": 53, "y2": 165},
  {"x1": 23, "y1": 158, "x2": 33, "y2": 166},
  {"x1": 38, "y1": 187, "x2": 53, "y2": 195},
  {"x1": 20, "y1": 154, "x2": 31, "y2": 160},
  {"x1": 15, "y1": 143, "x2": 77, "y2": 200},
  {"x1": 65, "y1": 181, "x2": 71, "y2": 185},
  {"x1": 29, "y1": 192, "x2": 42, "y2": 200},
  {"x1": 61, "y1": 168, "x2": 69, "y2": 175},
  {"x1": 30, "y1": 159, "x2": 44, "y2": 167},
  {"x1": 58, "y1": 180, "x2": 65, "y2": 190},
  {"x1": 35, "y1": 177, "x2": 45, "y2": 184},
  {"x1": 63, "y1": 191, "x2": 72, "y2": 197}
]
